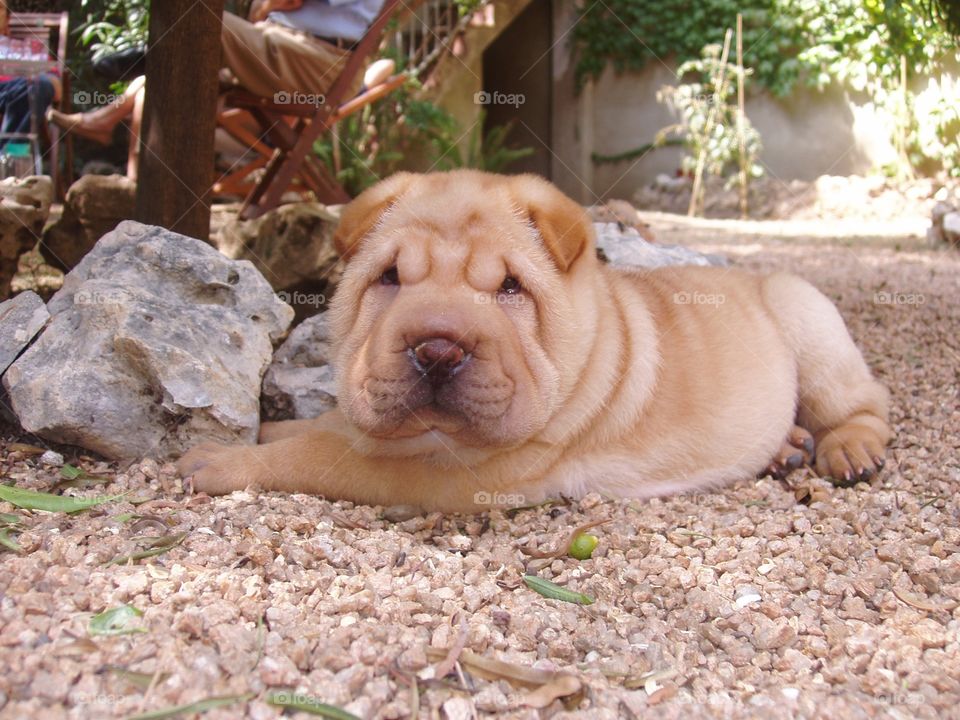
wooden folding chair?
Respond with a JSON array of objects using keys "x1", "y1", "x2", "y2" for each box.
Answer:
[
  {"x1": 8, "y1": 12, "x2": 73, "y2": 199},
  {"x1": 214, "y1": 0, "x2": 409, "y2": 219}
]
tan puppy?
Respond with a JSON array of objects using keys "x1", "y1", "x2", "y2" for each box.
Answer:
[{"x1": 177, "y1": 170, "x2": 891, "y2": 511}]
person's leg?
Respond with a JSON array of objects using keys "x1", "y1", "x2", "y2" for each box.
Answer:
[
  {"x1": 28, "y1": 76, "x2": 56, "y2": 135},
  {"x1": 126, "y1": 79, "x2": 145, "y2": 180},
  {"x1": 0, "y1": 78, "x2": 31, "y2": 136},
  {"x1": 46, "y1": 75, "x2": 145, "y2": 144},
  {"x1": 220, "y1": 11, "x2": 351, "y2": 99}
]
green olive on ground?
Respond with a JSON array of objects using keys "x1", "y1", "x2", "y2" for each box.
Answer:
[{"x1": 569, "y1": 533, "x2": 599, "y2": 560}]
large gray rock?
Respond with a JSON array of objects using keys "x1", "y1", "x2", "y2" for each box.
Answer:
[
  {"x1": 214, "y1": 202, "x2": 344, "y2": 292},
  {"x1": 4, "y1": 221, "x2": 294, "y2": 460},
  {"x1": 0, "y1": 175, "x2": 53, "y2": 299},
  {"x1": 594, "y1": 222, "x2": 727, "y2": 268},
  {"x1": 41, "y1": 174, "x2": 136, "y2": 272},
  {"x1": 943, "y1": 212, "x2": 960, "y2": 246},
  {"x1": 0, "y1": 291, "x2": 48, "y2": 375},
  {"x1": 261, "y1": 312, "x2": 337, "y2": 421}
]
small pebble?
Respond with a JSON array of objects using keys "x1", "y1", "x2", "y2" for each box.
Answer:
[
  {"x1": 39, "y1": 450, "x2": 64, "y2": 467},
  {"x1": 735, "y1": 585, "x2": 762, "y2": 609}
]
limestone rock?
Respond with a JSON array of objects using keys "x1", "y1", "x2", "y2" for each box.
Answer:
[
  {"x1": 0, "y1": 176, "x2": 53, "y2": 299},
  {"x1": 594, "y1": 222, "x2": 727, "y2": 268},
  {"x1": 214, "y1": 202, "x2": 344, "y2": 293},
  {"x1": 0, "y1": 291, "x2": 48, "y2": 375},
  {"x1": 943, "y1": 211, "x2": 960, "y2": 245},
  {"x1": 41, "y1": 174, "x2": 136, "y2": 272},
  {"x1": 928, "y1": 201, "x2": 955, "y2": 245},
  {"x1": 261, "y1": 312, "x2": 337, "y2": 421},
  {"x1": 587, "y1": 200, "x2": 656, "y2": 241},
  {"x1": 4, "y1": 220, "x2": 293, "y2": 460}
]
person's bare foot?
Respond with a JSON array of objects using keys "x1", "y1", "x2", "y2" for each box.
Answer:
[{"x1": 46, "y1": 108, "x2": 114, "y2": 145}]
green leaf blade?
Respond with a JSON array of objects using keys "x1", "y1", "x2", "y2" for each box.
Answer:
[
  {"x1": 129, "y1": 693, "x2": 255, "y2": 720},
  {"x1": 88, "y1": 605, "x2": 147, "y2": 637},
  {"x1": 266, "y1": 689, "x2": 362, "y2": 719},
  {"x1": 0, "y1": 527, "x2": 22, "y2": 552},
  {"x1": 0, "y1": 485, "x2": 124, "y2": 514},
  {"x1": 522, "y1": 575, "x2": 595, "y2": 605}
]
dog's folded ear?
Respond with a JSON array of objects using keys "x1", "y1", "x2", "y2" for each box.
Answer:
[
  {"x1": 335, "y1": 172, "x2": 420, "y2": 259},
  {"x1": 508, "y1": 174, "x2": 593, "y2": 272}
]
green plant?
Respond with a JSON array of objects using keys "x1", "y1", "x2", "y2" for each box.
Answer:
[
  {"x1": 75, "y1": 0, "x2": 148, "y2": 63},
  {"x1": 429, "y1": 111, "x2": 534, "y2": 173},
  {"x1": 657, "y1": 42, "x2": 763, "y2": 212},
  {"x1": 574, "y1": 0, "x2": 955, "y2": 95},
  {"x1": 574, "y1": 0, "x2": 959, "y2": 176},
  {"x1": 573, "y1": 0, "x2": 812, "y2": 97},
  {"x1": 913, "y1": 84, "x2": 960, "y2": 177},
  {"x1": 313, "y1": 78, "x2": 448, "y2": 196},
  {"x1": 315, "y1": 82, "x2": 534, "y2": 196}
]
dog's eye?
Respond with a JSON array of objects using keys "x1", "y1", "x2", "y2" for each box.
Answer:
[
  {"x1": 500, "y1": 276, "x2": 521, "y2": 294},
  {"x1": 380, "y1": 266, "x2": 400, "y2": 286}
]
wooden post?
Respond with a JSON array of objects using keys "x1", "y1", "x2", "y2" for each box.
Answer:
[
  {"x1": 134, "y1": 0, "x2": 226, "y2": 240},
  {"x1": 688, "y1": 29, "x2": 732, "y2": 217},
  {"x1": 736, "y1": 13, "x2": 748, "y2": 220},
  {"x1": 897, "y1": 54, "x2": 914, "y2": 182}
]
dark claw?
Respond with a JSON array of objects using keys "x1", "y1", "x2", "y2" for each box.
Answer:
[
  {"x1": 873, "y1": 456, "x2": 885, "y2": 470},
  {"x1": 802, "y1": 437, "x2": 815, "y2": 456},
  {"x1": 785, "y1": 453, "x2": 804, "y2": 470},
  {"x1": 828, "y1": 469, "x2": 861, "y2": 488},
  {"x1": 858, "y1": 466, "x2": 875, "y2": 482}
]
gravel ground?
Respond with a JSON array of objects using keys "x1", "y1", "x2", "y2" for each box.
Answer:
[{"x1": 1, "y1": 215, "x2": 958, "y2": 720}]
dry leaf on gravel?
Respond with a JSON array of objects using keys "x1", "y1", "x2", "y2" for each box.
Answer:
[
  {"x1": 521, "y1": 672, "x2": 583, "y2": 708},
  {"x1": 426, "y1": 647, "x2": 582, "y2": 705}
]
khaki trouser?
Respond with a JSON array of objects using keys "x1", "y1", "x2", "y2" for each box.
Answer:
[{"x1": 220, "y1": 11, "x2": 357, "y2": 102}]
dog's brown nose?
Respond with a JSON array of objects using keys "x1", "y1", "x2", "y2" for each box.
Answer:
[{"x1": 412, "y1": 338, "x2": 467, "y2": 382}]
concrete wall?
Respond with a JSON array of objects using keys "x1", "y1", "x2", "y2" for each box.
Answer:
[
  {"x1": 428, "y1": 0, "x2": 955, "y2": 203},
  {"x1": 564, "y1": 64, "x2": 899, "y2": 202}
]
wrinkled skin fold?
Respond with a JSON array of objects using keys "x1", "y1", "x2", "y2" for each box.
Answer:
[{"x1": 177, "y1": 170, "x2": 892, "y2": 512}]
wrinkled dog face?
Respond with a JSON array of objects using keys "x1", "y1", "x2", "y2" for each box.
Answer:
[{"x1": 327, "y1": 171, "x2": 593, "y2": 455}]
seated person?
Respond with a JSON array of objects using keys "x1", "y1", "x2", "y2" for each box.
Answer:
[
  {"x1": 47, "y1": 0, "x2": 386, "y2": 144},
  {"x1": 0, "y1": 2, "x2": 61, "y2": 147}
]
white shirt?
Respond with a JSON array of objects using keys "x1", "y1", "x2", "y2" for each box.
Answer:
[{"x1": 269, "y1": 0, "x2": 386, "y2": 42}]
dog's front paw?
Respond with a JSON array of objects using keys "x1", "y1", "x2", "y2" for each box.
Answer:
[
  {"x1": 176, "y1": 442, "x2": 256, "y2": 495},
  {"x1": 815, "y1": 424, "x2": 886, "y2": 486}
]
